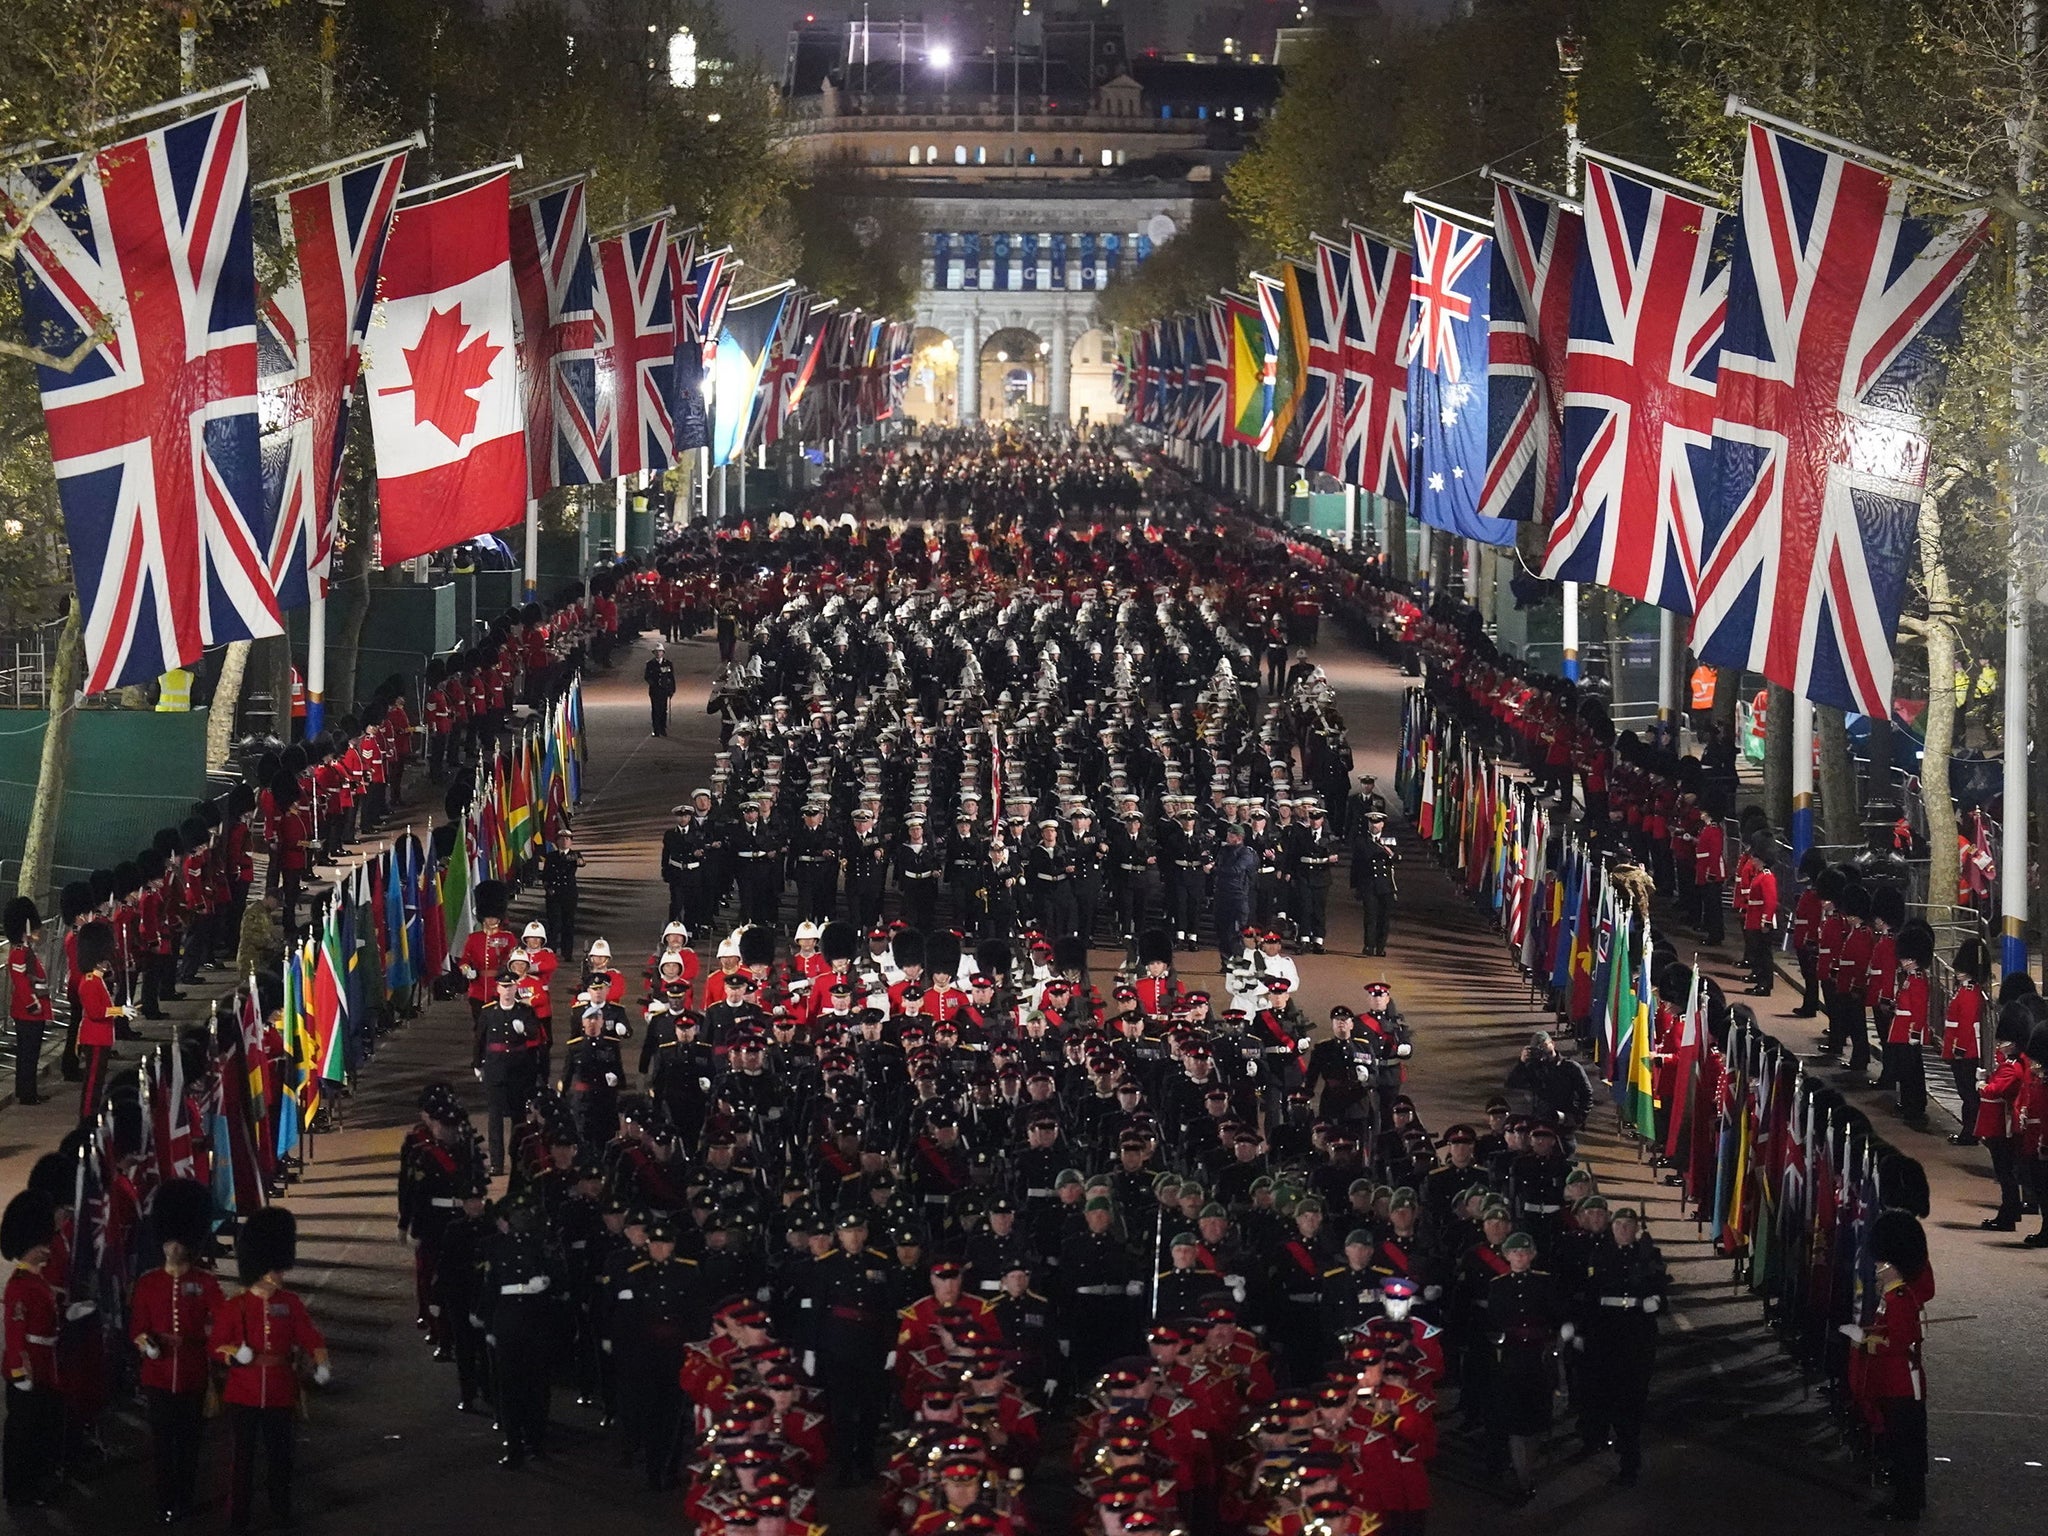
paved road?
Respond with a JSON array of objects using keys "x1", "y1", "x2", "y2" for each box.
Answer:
[{"x1": 5, "y1": 623, "x2": 2045, "y2": 1535}]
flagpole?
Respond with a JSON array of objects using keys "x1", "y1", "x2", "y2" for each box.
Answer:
[
  {"x1": 252, "y1": 131, "x2": 426, "y2": 194},
  {"x1": 1, "y1": 68, "x2": 271, "y2": 159},
  {"x1": 1400, "y1": 191, "x2": 1494, "y2": 234},
  {"x1": 523, "y1": 497, "x2": 539, "y2": 602},
  {"x1": 305, "y1": 589, "x2": 327, "y2": 738},
  {"x1": 397, "y1": 155, "x2": 523, "y2": 204},
  {"x1": 1657, "y1": 608, "x2": 1679, "y2": 741},
  {"x1": 1723, "y1": 96, "x2": 1982, "y2": 199},
  {"x1": 1790, "y1": 693, "x2": 1815, "y2": 866}
]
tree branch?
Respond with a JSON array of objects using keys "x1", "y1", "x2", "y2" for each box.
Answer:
[{"x1": 0, "y1": 328, "x2": 106, "y2": 374}]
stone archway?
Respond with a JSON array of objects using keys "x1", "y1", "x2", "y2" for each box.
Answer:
[{"x1": 977, "y1": 325, "x2": 1048, "y2": 423}]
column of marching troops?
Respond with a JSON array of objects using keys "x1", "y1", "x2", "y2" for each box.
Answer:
[
  {"x1": 0, "y1": 586, "x2": 630, "y2": 1525},
  {"x1": 382, "y1": 434, "x2": 1702, "y2": 1536},
  {"x1": 1370, "y1": 594, "x2": 1965, "y2": 1522}
]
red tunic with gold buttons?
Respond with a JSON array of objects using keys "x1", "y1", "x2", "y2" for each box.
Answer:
[
  {"x1": 210, "y1": 1285, "x2": 324, "y2": 1410},
  {"x1": 130, "y1": 1265, "x2": 226, "y2": 1395}
]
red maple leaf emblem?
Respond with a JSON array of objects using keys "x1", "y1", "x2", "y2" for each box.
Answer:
[{"x1": 384, "y1": 303, "x2": 502, "y2": 444}]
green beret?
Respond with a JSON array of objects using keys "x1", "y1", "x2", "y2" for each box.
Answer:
[
  {"x1": 1610, "y1": 1205, "x2": 1643, "y2": 1222},
  {"x1": 1347, "y1": 1178, "x2": 1374, "y2": 1197},
  {"x1": 1389, "y1": 1188, "x2": 1419, "y2": 1211},
  {"x1": 1153, "y1": 1173, "x2": 1184, "y2": 1196},
  {"x1": 1294, "y1": 1196, "x2": 1325, "y2": 1216},
  {"x1": 1481, "y1": 1202, "x2": 1511, "y2": 1222},
  {"x1": 1176, "y1": 1183, "x2": 1205, "y2": 1202},
  {"x1": 1501, "y1": 1231, "x2": 1537, "y2": 1254},
  {"x1": 1084, "y1": 1195, "x2": 1114, "y2": 1213},
  {"x1": 1055, "y1": 1168, "x2": 1085, "y2": 1187},
  {"x1": 1344, "y1": 1228, "x2": 1375, "y2": 1248},
  {"x1": 1576, "y1": 1195, "x2": 1609, "y2": 1213},
  {"x1": 1199, "y1": 1202, "x2": 1228, "y2": 1220},
  {"x1": 1249, "y1": 1176, "x2": 1276, "y2": 1194},
  {"x1": 1170, "y1": 1232, "x2": 1200, "y2": 1249}
]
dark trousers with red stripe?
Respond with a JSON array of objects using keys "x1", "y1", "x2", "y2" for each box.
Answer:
[{"x1": 78, "y1": 1043, "x2": 109, "y2": 1122}]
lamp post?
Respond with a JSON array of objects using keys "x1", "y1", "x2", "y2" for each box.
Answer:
[{"x1": 1556, "y1": 22, "x2": 1584, "y2": 684}]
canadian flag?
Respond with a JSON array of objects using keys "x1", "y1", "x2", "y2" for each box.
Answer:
[{"x1": 364, "y1": 173, "x2": 527, "y2": 566}]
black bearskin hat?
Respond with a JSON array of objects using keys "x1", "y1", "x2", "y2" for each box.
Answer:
[
  {"x1": 59, "y1": 879, "x2": 97, "y2": 925},
  {"x1": 821, "y1": 921, "x2": 859, "y2": 964},
  {"x1": 892, "y1": 928, "x2": 926, "y2": 972},
  {"x1": 89, "y1": 868, "x2": 115, "y2": 907},
  {"x1": 154, "y1": 1178, "x2": 214, "y2": 1253},
  {"x1": 1895, "y1": 920, "x2": 1935, "y2": 971},
  {"x1": 1798, "y1": 848, "x2": 1828, "y2": 882},
  {"x1": 74, "y1": 919, "x2": 116, "y2": 976},
  {"x1": 1870, "y1": 886, "x2": 1906, "y2": 931},
  {"x1": 974, "y1": 938, "x2": 1012, "y2": 981},
  {"x1": 473, "y1": 880, "x2": 510, "y2": 923},
  {"x1": 269, "y1": 771, "x2": 299, "y2": 811},
  {"x1": 738, "y1": 924, "x2": 776, "y2": 969},
  {"x1": 27, "y1": 1153, "x2": 73, "y2": 1208},
  {"x1": 3, "y1": 896, "x2": 40, "y2": 944},
  {"x1": 137, "y1": 848, "x2": 166, "y2": 882},
  {"x1": 1870, "y1": 1208, "x2": 1927, "y2": 1281},
  {"x1": 1878, "y1": 1152, "x2": 1931, "y2": 1219},
  {"x1": 1840, "y1": 885, "x2": 1873, "y2": 922},
  {"x1": 1138, "y1": 928, "x2": 1174, "y2": 968},
  {"x1": 112, "y1": 861, "x2": 140, "y2": 900},
  {"x1": 925, "y1": 932, "x2": 962, "y2": 982},
  {"x1": 1747, "y1": 830, "x2": 1773, "y2": 861},
  {"x1": 237, "y1": 1205, "x2": 298, "y2": 1284},
  {"x1": 0, "y1": 1190, "x2": 56, "y2": 1262},
  {"x1": 1953, "y1": 937, "x2": 1991, "y2": 987},
  {"x1": 1995, "y1": 997, "x2": 2043, "y2": 1050},
  {"x1": 227, "y1": 783, "x2": 256, "y2": 818},
  {"x1": 179, "y1": 816, "x2": 209, "y2": 852},
  {"x1": 1052, "y1": 934, "x2": 1088, "y2": 975}
]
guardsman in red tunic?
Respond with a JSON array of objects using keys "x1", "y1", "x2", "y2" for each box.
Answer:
[
  {"x1": 210, "y1": 1207, "x2": 330, "y2": 1535},
  {"x1": 1942, "y1": 937, "x2": 1992, "y2": 1148},
  {"x1": 1849, "y1": 1211, "x2": 1929, "y2": 1522},
  {"x1": 73, "y1": 920, "x2": 125, "y2": 1121},
  {"x1": 1885, "y1": 921, "x2": 1934, "y2": 1126},
  {"x1": 128, "y1": 1180, "x2": 223, "y2": 1524},
  {"x1": 1733, "y1": 830, "x2": 1779, "y2": 995},
  {"x1": 1789, "y1": 853, "x2": 1828, "y2": 1016},
  {"x1": 5, "y1": 898, "x2": 52, "y2": 1107},
  {"x1": 457, "y1": 880, "x2": 517, "y2": 1024},
  {"x1": 2, "y1": 1190, "x2": 62, "y2": 1509}
]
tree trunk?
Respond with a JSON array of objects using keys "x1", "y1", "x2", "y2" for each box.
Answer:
[
  {"x1": 17, "y1": 602, "x2": 82, "y2": 903},
  {"x1": 1762, "y1": 681, "x2": 1793, "y2": 836},
  {"x1": 205, "y1": 639, "x2": 249, "y2": 772},
  {"x1": 1817, "y1": 704, "x2": 1860, "y2": 849},
  {"x1": 1383, "y1": 496, "x2": 1407, "y2": 587},
  {"x1": 255, "y1": 631, "x2": 295, "y2": 743}
]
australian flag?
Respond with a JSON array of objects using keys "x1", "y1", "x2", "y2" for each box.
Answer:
[{"x1": 1406, "y1": 204, "x2": 1514, "y2": 547}]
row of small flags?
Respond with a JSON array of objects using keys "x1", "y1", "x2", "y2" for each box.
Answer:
[
  {"x1": 4, "y1": 77, "x2": 913, "y2": 698},
  {"x1": 1396, "y1": 685, "x2": 1910, "y2": 1342},
  {"x1": 1119, "y1": 105, "x2": 1988, "y2": 720}
]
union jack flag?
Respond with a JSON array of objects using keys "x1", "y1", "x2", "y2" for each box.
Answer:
[
  {"x1": 1481, "y1": 183, "x2": 1581, "y2": 522},
  {"x1": 258, "y1": 147, "x2": 406, "y2": 612},
  {"x1": 1542, "y1": 159, "x2": 1728, "y2": 612},
  {"x1": 595, "y1": 213, "x2": 676, "y2": 476},
  {"x1": 6, "y1": 98, "x2": 281, "y2": 691},
  {"x1": 886, "y1": 320, "x2": 914, "y2": 418},
  {"x1": 1298, "y1": 236, "x2": 1350, "y2": 478},
  {"x1": 1199, "y1": 299, "x2": 1229, "y2": 444},
  {"x1": 756, "y1": 290, "x2": 811, "y2": 448},
  {"x1": 510, "y1": 179, "x2": 601, "y2": 492},
  {"x1": 1691, "y1": 124, "x2": 1987, "y2": 714},
  {"x1": 1342, "y1": 227, "x2": 1413, "y2": 501},
  {"x1": 673, "y1": 239, "x2": 729, "y2": 451}
]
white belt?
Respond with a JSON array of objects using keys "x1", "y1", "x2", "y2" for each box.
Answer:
[
  {"x1": 1074, "y1": 1284, "x2": 1122, "y2": 1296},
  {"x1": 978, "y1": 1280, "x2": 1003, "y2": 1292},
  {"x1": 1598, "y1": 1296, "x2": 1643, "y2": 1309},
  {"x1": 1263, "y1": 1045, "x2": 1297, "y2": 1056},
  {"x1": 25, "y1": 1334, "x2": 57, "y2": 1347},
  {"x1": 429, "y1": 1197, "x2": 460, "y2": 1208},
  {"x1": 923, "y1": 1194, "x2": 952, "y2": 1205},
  {"x1": 1523, "y1": 1202, "x2": 1562, "y2": 1214},
  {"x1": 1025, "y1": 1188, "x2": 1053, "y2": 1199},
  {"x1": 1285, "y1": 1291, "x2": 1319, "y2": 1304}
]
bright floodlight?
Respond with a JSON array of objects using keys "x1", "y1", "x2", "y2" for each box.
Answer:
[{"x1": 930, "y1": 44, "x2": 954, "y2": 69}]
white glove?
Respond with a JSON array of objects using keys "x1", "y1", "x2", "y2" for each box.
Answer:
[
  {"x1": 697, "y1": 1077, "x2": 713, "y2": 1091},
  {"x1": 1572, "y1": 1335, "x2": 1586, "y2": 1352},
  {"x1": 1396, "y1": 1043, "x2": 1412, "y2": 1059},
  {"x1": 1642, "y1": 1296, "x2": 1661, "y2": 1315},
  {"x1": 1124, "y1": 1282, "x2": 1144, "y2": 1297},
  {"x1": 802, "y1": 1350, "x2": 817, "y2": 1376},
  {"x1": 1245, "y1": 1058, "x2": 1259, "y2": 1077},
  {"x1": 1557, "y1": 1322, "x2": 1576, "y2": 1344},
  {"x1": 1423, "y1": 1284, "x2": 1443, "y2": 1302},
  {"x1": 512, "y1": 1020, "x2": 527, "y2": 1036},
  {"x1": 528, "y1": 1275, "x2": 552, "y2": 1295},
  {"x1": 1838, "y1": 1323, "x2": 1865, "y2": 1343},
  {"x1": 1059, "y1": 1339, "x2": 1071, "y2": 1357},
  {"x1": 883, "y1": 1349, "x2": 897, "y2": 1369},
  {"x1": 139, "y1": 1339, "x2": 162, "y2": 1360},
  {"x1": 474, "y1": 1067, "x2": 483, "y2": 1081},
  {"x1": 10, "y1": 1378, "x2": 29, "y2": 1392},
  {"x1": 65, "y1": 1300, "x2": 97, "y2": 1321},
  {"x1": 605, "y1": 1073, "x2": 620, "y2": 1087},
  {"x1": 462, "y1": 966, "x2": 477, "y2": 980},
  {"x1": 234, "y1": 1344, "x2": 255, "y2": 1365},
  {"x1": 601, "y1": 1339, "x2": 613, "y2": 1355},
  {"x1": 313, "y1": 1363, "x2": 332, "y2": 1387},
  {"x1": 756, "y1": 1286, "x2": 772, "y2": 1303},
  {"x1": 428, "y1": 1304, "x2": 442, "y2": 1318},
  {"x1": 468, "y1": 1314, "x2": 485, "y2": 1330},
  {"x1": 486, "y1": 1335, "x2": 497, "y2": 1348}
]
